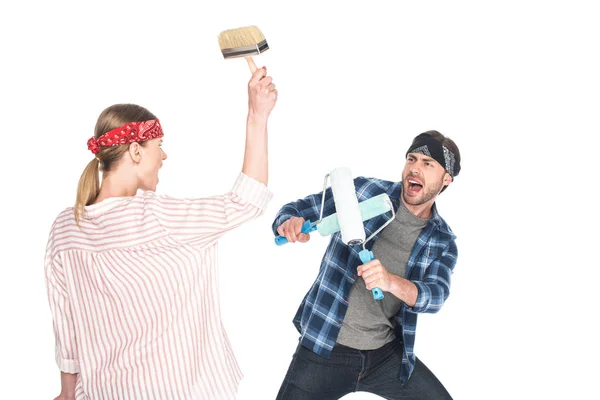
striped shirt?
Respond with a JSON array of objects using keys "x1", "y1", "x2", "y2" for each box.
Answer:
[
  {"x1": 271, "y1": 176, "x2": 457, "y2": 384},
  {"x1": 45, "y1": 173, "x2": 272, "y2": 400}
]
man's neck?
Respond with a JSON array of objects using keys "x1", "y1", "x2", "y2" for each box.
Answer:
[{"x1": 400, "y1": 196, "x2": 434, "y2": 220}]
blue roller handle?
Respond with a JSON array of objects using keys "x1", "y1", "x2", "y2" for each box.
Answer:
[
  {"x1": 275, "y1": 220, "x2": 317, "y2": 246},
  {"x1": 359, "y1": 249, "x2": 384, "y2": 301}
]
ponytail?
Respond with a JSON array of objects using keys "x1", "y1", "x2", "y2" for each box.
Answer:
[{"x1": 75, "y1": 158, "x2": 100, "y2": 224}]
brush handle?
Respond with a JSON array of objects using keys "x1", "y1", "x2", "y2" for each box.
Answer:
[
  {"x1": 275, "y1": 220, "x2": 316, "y2": 246},
  {"x1": 359, "y1": 249, "x2": 384, "y2": 301},
  {"x1": 245, "y1": 57, "x2": 257, "y2": 73}
]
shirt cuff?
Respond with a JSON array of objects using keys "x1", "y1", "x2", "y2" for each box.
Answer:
[
  {"x1": 404, "y1": 281, "x2": 433, "y2": 313},
  {"x1": 57, "y1": 357, "x2": 80, "y2": 374},
  {"x1": 232, "y1": 173, "x2": 273, "y2": 211}
]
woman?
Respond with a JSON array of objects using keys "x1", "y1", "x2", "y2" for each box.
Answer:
[{"x1": 45, "y1": 66, "x2": 277, "y2": 400}]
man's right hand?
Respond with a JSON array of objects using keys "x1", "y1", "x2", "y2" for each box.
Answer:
[{"x1": 277, "y1": 217, "x2": 311, "y2": 243}]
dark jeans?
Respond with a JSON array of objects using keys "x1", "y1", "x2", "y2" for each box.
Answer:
[{"x1": 276, "y1": 340, "x2": 452, "y2": 400}]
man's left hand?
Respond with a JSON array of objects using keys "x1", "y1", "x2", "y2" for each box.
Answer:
[{"x1": 357, "y1": 259, "x2": 394, "y2": 292}]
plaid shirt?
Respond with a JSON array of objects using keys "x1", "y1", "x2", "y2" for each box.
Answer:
[{"x1": 272, "y1": 176, "x2": 458, "y2": 384}]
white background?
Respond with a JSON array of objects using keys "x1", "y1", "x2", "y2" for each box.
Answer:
[{"x1": 1, "y1": 1, "x2": 598, "y2": 399}]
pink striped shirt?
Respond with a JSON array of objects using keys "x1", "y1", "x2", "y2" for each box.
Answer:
[{"x1": 45, "y1": 173, "x2": 273, "y2": 400}]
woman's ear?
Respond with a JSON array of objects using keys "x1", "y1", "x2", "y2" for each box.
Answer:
[{"x1": 128, "y1": 142, "x2": 142, "y2": 163}]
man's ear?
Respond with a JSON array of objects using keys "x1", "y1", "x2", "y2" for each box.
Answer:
[{"x1": 444, "y1": 172, "x2": 453, "y2": 186}]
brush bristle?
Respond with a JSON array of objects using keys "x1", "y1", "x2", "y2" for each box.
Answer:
[{"x1": 218, "y1": 25, "x2": 266, "y2": 50}]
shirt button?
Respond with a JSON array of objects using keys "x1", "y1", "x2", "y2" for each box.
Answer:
[
  {"x1": 352, "y1": 274, "x2": 357, "y2": 279},
  {"x1": 344, "y1": 297, "x2": 349, "y2": 302},
  {"x1": 337, "y1": 320, "x2": 343, "y2": 325}
]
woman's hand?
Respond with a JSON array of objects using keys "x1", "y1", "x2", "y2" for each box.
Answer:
[
  {"x1": 247, "y1": 66, "x2": 277, "y2": 119},
  {"x1": 54, "y1": 395, "x2": 75, "y2": 400},
  {"x1": 53, "y1": 372, "x2": 77, "y2": 400}
]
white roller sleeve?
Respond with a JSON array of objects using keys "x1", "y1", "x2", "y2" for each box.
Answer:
[{"x1": 329, "y1": 167, "x2": 365, "y2": 245}]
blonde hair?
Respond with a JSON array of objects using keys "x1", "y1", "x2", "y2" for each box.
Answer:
[{"x1": 75, "y1": 104, "x2": 157, "y2": 223}]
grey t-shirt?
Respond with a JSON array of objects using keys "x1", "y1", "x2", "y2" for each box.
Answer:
[{"x1": 336, "y1": 199, "x2": 429, "y2": 350}]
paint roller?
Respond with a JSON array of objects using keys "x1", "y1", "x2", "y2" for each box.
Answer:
[
  {"x1": 276, "y1": 167, "x2": 396, "y2": 300},
  {"x1": 274, "y1": 193, "x2": 392, "y2": 246}
]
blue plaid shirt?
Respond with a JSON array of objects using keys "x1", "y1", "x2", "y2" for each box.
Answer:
[{"x1": 272, "y1": 176, "x2": 458, "y2": 384}]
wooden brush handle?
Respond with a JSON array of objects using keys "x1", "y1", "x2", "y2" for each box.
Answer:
[{"x1": 245, "y1": 57, "x2": 257, "y2": 73}]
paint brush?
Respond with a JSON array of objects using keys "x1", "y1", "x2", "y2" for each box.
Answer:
[{"x1": 218, "y1": 25, "x2": 269, "y2": 73}]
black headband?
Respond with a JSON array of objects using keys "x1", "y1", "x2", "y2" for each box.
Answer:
[{"x1": 406, "y1": 133, "x2": 460, "y2": 178}]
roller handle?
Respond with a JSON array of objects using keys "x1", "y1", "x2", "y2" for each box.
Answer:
[
  {"x1": 359, "y1": 249, "x2": 384, "y2": 301},
  {"x1": 275, "y1": 220, "x2": 316, "y2": 246}
]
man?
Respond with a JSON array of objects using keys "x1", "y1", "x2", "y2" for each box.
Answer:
[{"x1": 272, "y1": 131, "x2": 461, "y2": 399}]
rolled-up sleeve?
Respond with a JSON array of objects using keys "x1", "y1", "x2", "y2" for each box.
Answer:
[
  {"x1": 146, "y1": 172, "x2": 273, "y2": 246},
  {"x1": 406, "y1": 239, "x2": 457, "y2": 314},
  {"x1": 45, "y1": 250, "x2": 80, "y2": 373}
]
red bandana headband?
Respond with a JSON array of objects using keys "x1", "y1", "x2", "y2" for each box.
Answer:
[{"x1": 87, "y1": 119, "x2": 163, "y2": 155}]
